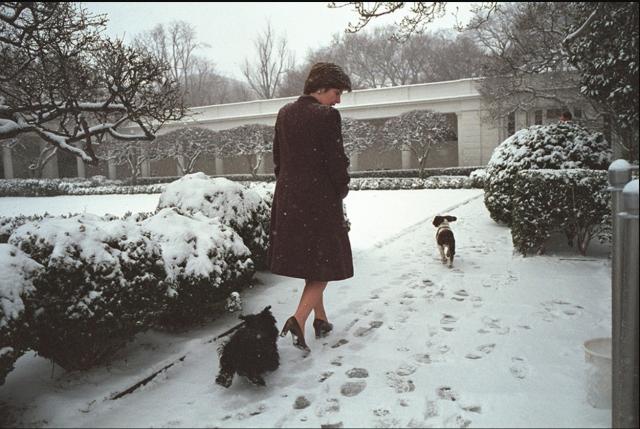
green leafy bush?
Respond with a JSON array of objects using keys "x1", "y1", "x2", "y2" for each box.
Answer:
[{"x1": 511, "y1": 169, "x2": 610, "y2": 255}]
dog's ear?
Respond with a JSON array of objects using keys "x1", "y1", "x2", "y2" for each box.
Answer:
[
  {"x1": 446, "y1": 216, "x2": 457, "y2": 222},
  {"x1": 433, "y1": 216, "x2": 443, "y2": 227}
]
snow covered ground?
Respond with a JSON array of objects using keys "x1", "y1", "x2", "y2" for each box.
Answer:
[{"x1": 0, "y1": 189, "x2": 612, "y2": 428}]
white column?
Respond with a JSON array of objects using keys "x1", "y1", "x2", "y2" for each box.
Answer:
[
  {"x1": 2, "y1": 145, "x2": 14, "y2": 179},
  {"x1": 107, "y1": 150, "x2": 117, "y2": 180},
  {"x1": 215, "y1": 157, "x2": 224, "y2": 175},
  {"x1": 350, "y1": 152, "x2": 359, "y2": 172},
  {"x1": 401, "y1": 148, "x2": 412, "y2": 169},
  {"x1": 141, "y1": 159, "x2": 150, "y2": 177},
  {"x1": 176, "y1": 155, "x2": 185, "y2": 176},
  {"x1": 456, "y1": 111, "x2": 485, "y2": 166}
]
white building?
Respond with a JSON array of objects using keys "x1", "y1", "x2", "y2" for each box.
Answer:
[{"x1": 1, "y1": 77, "x2": 584, "y2": 179}]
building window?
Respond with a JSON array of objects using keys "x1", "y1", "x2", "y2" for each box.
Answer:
[
  {"x1": 534, "y1": 110, "x2": 543, "y2": 125},
  {"x1": 507, "y1": 112, "x2": 516, "y2": 136}
]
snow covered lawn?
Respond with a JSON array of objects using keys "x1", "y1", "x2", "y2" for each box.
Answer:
[{"x1": 0, "y1": 189, "x2": 611, "y2": 428}]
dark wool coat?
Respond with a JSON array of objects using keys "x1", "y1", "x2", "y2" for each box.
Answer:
[{"x1": 267, "y1": 95, "x2": 353, "y2": 281}]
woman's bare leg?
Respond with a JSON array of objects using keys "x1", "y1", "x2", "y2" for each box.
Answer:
[
  {"x1": 293, "y1": 280, "x2": 328, "y2": 332},
  {"x1": 313, "y1": 288, "x2": 328, "y2": 322}
]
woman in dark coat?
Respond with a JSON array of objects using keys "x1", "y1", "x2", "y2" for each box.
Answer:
[{"x1": 268, "y1": 62, "x2": 353, "y2": 352}]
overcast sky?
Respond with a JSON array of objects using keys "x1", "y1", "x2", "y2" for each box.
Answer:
[{"x1": 82, "y1": 2, "x2": 475, "y2": 81}]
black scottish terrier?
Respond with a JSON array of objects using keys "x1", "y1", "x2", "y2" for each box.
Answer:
[{"x1": 215, "y1": 305, "x2": 280, "y2": 387}]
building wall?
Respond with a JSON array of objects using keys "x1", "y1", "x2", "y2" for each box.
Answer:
[{"x1": 3, "y1": 78, "x2": 597, "y2": 179}]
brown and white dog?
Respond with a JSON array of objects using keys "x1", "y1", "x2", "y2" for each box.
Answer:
[{"x1": 433, "y1": 215, "x2": 457, "y2": 268}]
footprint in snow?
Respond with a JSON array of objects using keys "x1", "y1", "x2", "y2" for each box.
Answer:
[
  {"x1": 465, "y1": 343, "x2": 496, "y2": 360},
  {"x1": 538, "y1": 299, "x2": 584, "y2": 322},
  {"x1": 354, "y1": 320, "x2": 384, "y2": 337},
  {"x1": 509, "y1": 356, "x2": 529, "y2": 379},
  {"x1": 440, "y1": 314, "x2": 458, "y2": 332},
  {"x1": 479, "y1": 316, "x2": 510, "y2": 335},
  {"x1": 385, "y1": 371, "x2": 416, "y2": 393},
  {"x1": 340, "y1": 381, "x2": 366, "y2": 397},
  {"x1": 315, "y1": 398, "x2": 340, "y2": 418},
  {"x1": 331, "y1": 339, "x2": 349, "y2": 349},
  {"x1": 436, "y1": 386, "x2": 459, "y2": 401}
]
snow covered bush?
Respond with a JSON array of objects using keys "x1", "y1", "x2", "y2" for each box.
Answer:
[
  {"x1": 484, "y1": 122, "x2": 610, "y2": 224},
  {"x1": 469, "y1": 169, "x2": 488, "y2": 188},
  {"x1": 140, "y1": 208, "x2": 254, "y2": 326},
  {"x1": 0, "y1": 178, "x2": 166, "y2": 197},
  {"x1": 348, "y1": 176, "x2": 476, "y2": 190},
  {"x1": 1, "y1": 214, "x2": 49, "y2": 243},
  {"x1": 511, "y1": 169, "x2": 610, "y2": 256},
  {"x1": 0, "y1": 244, "x2": 43, "y2": 385},
  {"x1": 423, "y1": 176, "x2": 474, "y2": 189},
  {"x1": 157, "y1": 173, "x2": 270, "y2": 269},
  {"x1": 8, "y1": 215, "x2": 167, "y2": 370}
]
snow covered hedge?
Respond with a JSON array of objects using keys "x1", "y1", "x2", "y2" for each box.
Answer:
[
  {"x1": 349, "y1": 176, "x2": 479, "y2": 190},
  {"x1": 511, "y1": 169, "x2": 610, "y2": 256},
  {"x1": 8, "y1": 215, "x2": 168, "y2": 370},
  {"x1": 469, "y1": 169, "x2": 487, "y2": 188},
  {"x1": 484, "y1": 122, "x2": 610, "y2": 225},
  {"x1": 1, "y1": 214, "x2": 53, "y2": 243},
  {"x1": 0, "y1": 178, "x2": 167, "y2": 197},
  {"x1": 0, "y1": 244, "x2": 43, "y2": 385},
  {"x1": 157, "y1": 173, "x2": 271, "y2": 269},
  {"x1": 141, "y1": 208, "x2": 255, "y2": 326}
]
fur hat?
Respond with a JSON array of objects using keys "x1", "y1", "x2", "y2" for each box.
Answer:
[{"x1": 303, "y1": 62, "x2": 352, "y2": 95}]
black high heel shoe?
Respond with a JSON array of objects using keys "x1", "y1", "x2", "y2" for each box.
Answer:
[
  {"x1": 313, "y1": 319, "x2": 333, "y2": 339},
  {"x1": 280, "y1": 316, "x2": 310, "y2": 352}
]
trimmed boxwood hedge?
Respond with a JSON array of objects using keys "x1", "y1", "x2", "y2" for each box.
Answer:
[
  {"x1": 484, "y1": 122, "x2": 610, "y2": 225},
  {"x1": 8, "y1": 215, "x2": 168, "y2": 370},
  {"x1": 511, "y1": 169, "x2": 610, "y2": 256}
]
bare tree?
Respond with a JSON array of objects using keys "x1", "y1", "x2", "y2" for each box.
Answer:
[
  {"x1": 0, "y1": 3, "x2": 185, "y2": 165},
  {"x1": 465, "y1": 3, "x2": 592, "y2": 123},
  {"x1": 277, "y1": 66, "x2": 310, "y2": 98},
  {"x1": 242, "y1": 21, "x2": 294, "y2": 99},
  {"x1": 329, "y1": 1, "x2": 498, "y2": 40},
  {"x1": 279, "y1": 25, "x2": 486, "y2": 93},
  {"x1": 382, "y1": 110, "x2": 454, "y2": 178},
  {"x1": 134, "y1": 21, "x2": 211, "y2": 106},
  {"x1": 134, "y1": 21, "x2": 256, "y2": 107}
]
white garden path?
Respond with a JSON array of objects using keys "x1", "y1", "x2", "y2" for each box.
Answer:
[{"x1": 0, "y1": 189, "x2": 611, "y2": 428}]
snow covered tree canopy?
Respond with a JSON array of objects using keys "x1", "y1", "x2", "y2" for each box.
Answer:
[
  {"x1": 341, "y1": 117, "x2": 377, "y2": 155},
  {"x1": 0, "y1": 3, "x2": 185, "y2": 165},
  {"x1": 219, "y1": 124, "x2": 274, "y2": 178},
  {"x1": 219, "y1": 124, "x2": 274, "y2": 157},
  {"x1": 563, "y1": 2, "x2": 639, "y2": 160},
  {"x1": 153, "y1": 127, "x2": 222, "y2": 174},
  {"x1": 381, "y1": 109, "x2": 455, "y2": 177}
]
